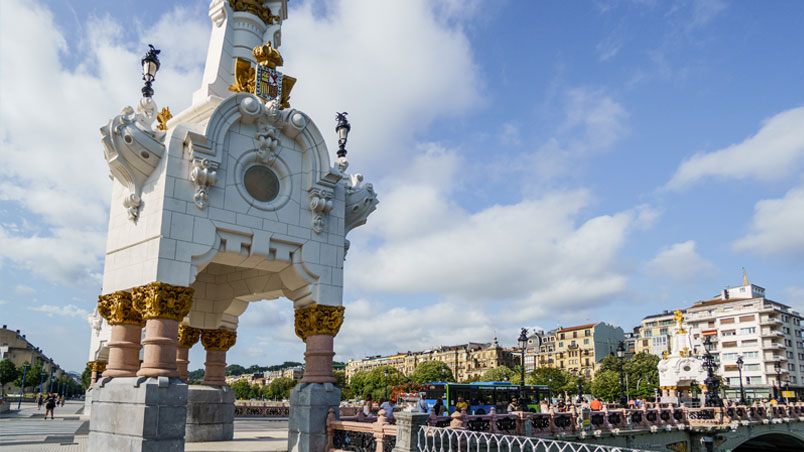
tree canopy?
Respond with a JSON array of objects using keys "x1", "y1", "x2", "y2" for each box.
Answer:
[
  {"x1": 349, "y1": 366, "x2": 408, "y2": 401},
  {"x1": 479, "y1": 366, "x2": 515, "y2": 382},
  {"x1": 0, "y1": 359, "x2": 18, "y2": 389},
  {"x1": 411, "y1": 361, "x2": 455, "y2": 384}
]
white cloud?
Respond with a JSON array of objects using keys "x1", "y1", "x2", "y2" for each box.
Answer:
[
  {"x1": 646, "y1": 240, "x2": 717, "y2": 284},
  {"x1": 733, "y1": 181, "x2": 804, "y2": 256},
  {"x1": 14, "y1": 285, "x2": 37, "y2": 297},
  {"x1": 666, "y1": 106, "x2": 804, "y2": 191},
  {"x1": 687, "y1": 0, "x2": 727, "y2": 29},
  {"x1": 28, "y1": 304, "x2": 89, "y2": 319}
]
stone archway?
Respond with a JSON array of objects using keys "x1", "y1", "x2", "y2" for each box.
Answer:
[{"x1": 732, "y1": 433, "x2": 804, "y2": 452}]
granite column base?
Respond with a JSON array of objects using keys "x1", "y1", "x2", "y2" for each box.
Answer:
[
  {"x1": 288, "y1": 382, "x2": 341, "y2": 452},
  {"x1": 88, "y1": 376, "x2": 188, "y2": 452},
  {"x1": 185, "y1": 385, "x2": 235, "y2": 442}
]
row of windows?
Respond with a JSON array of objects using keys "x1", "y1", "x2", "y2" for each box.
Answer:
[
  {"x1": 558, "y1": 339, "x2": 591, "y2": 348},
  {"x1": 558, "y1": 329, "x2": 592, "y2": 340}
]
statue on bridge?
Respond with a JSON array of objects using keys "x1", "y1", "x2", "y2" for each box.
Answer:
[{"x1": 657, "y1": 310, "x2": 708, "y2": 405}]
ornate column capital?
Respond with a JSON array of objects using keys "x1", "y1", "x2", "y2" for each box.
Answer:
[
  {"x1": 87, "y1": 361, "x2": 107, "y2": 373},
  {"x1": 131, "y1": 281, "x2": 194, "y2": 321},
  {"x1": 97, "y1": 291, "x2": 145, "y2": 326},
  {"x1": 178, "y1": 324, "x2": 202, "y2": 348},
  {"x1": 200, "y1": 329, "x2": 237, "y2": 351},
  {"x1": 294, "y1": 304, "x2": 345, "y2": 342}
]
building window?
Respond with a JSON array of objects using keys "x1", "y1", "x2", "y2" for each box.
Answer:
[
  {"x1": 743, "y1": 364, "x2": 760, "y2": 371},
  {"x1": 584, "y1": 339, "x2": 589, "y2": 345},
  {"x1": 722, "y1": 341, "x2": 738, "y2": 348},
  {"x1": 722, "y1": 353, "x2": 738, "y2": 360},
  {"x1": 559, "y1": 342, "x2": 563, "y2": 348},
  {"x1": 645, "y1": 330, "x2": 653, "y2": 338},
  {"x1": 740, "y1": 327, "x2": 756, "y2": 335},
  {"x1": 739, "y1": 315, "x2": 754, "y2": 322},
  {"x1": 560, "y1": 333, "x2": 565, "y2": 340},
  {"x1": 721, "y1": 330, "x2": 736, "y2": 336},
  {"x1": 585, "y1": 330, "x2": 591, "y2": 337},
  {"x1": 659, "y1": 328, "x2": 668, "y2": 336},
  {"x1": 744, "y1": 351, "x2": 759, "y2": 358},
  {"x1": 721, "y1": 318, "x2": 735, "y2": 325},
  {"x1": 742, "y1": 339, "x2": 758, "y2": 346}
]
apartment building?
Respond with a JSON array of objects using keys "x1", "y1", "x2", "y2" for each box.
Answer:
[
  {"x1": 345, "y1": 338, "x2": 519, "y2": 382},
  {"x1": 684, "y1": 279, "x2": 804, "y2": 400},
  {"x1": 528, "y1": 323, "x2": 625, "y2": 378},
  {"x1": 636, "y1": 310, "x2": 684, "y2": 356},
  {"x1": 0, "y1": 325, "x2": 65, "y2": 393}
]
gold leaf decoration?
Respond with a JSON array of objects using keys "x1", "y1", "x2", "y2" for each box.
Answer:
[
  {"x1": 231, "y1": 0, "x2": 281, "y2": 24},
  {"x1": 666, "y1": 441, "x2": 688, "y2": 452},
  {"x1": 131, "y1": 281, "x2": 194, "y2": 322},
  {"x1": 200, "y1": 329, "x2": 237, "y2": 351},
  {"x1": 97, "y1": 291, "x2": 145, "y2": 326},
  {"x1": 156, "y1": 106, "x2": 172, "y2": 131},
  {"x1": 228, "y1": 57, "x2": 256, "y2": 94},
  {"x1": 253, "y1": 42, "x2": 283, "y2": 69},
  {"x1": 280, "y1": 75, "x2": 296, "y2": 110},
  {"x1": 177, "y1": 324, "x2": 202, "y2": 348},
  {"x1": 87, "y1": 361, "x2": 107, "y2": 372},
  {"x1": 294, "y1": 305, "x2": 345, "y2": 342}
]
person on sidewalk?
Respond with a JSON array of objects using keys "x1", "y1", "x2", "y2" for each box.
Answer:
[
  {"x1": 36, "y1": 393, "x2": 43, "y2": 410},
  {"x1": 43, "y1": 393, "x2": 56, "y2": 420},
  {"x1": 590, "y1": 398, "x2": 603, "y2": 411}
]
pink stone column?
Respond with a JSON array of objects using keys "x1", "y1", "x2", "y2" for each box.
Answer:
[
  {"x1": 104, "y1": 324, "x2": 144, "y2": 377},
  {"x1": 88, "y1": 361, "x2": 107, "y2": 388},
  {"x1": 176, "y1": 347, "x2": 191, "y2": 382},
  {"x1": 200, "y1": 329, "x2": 237, "y2": 386},
  {"x1": 301, "y1": 334, "x2": 336, "y2": 383},
  {"x1": 176, "y1": 324, "x2": 201, "y2": 382}
]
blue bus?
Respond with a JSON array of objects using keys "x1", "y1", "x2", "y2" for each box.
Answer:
[{"x1": 422, "y1": 382, "x2": 549, "y2": 414}]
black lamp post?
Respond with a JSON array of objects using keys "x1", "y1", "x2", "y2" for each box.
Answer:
[
  {"x1": 384, "y1": 367, "x2": 389, "y2": 401},
  {"x1": 548, "y1": 375, "x2": 553, "y2": 403},
  {"x1": 141, "y1": 44, "x2": 161, "y2": 98},
  {"x1": 736, "y1": 355, "x2": 746, "y2": 405},
  {"x1": 774, "y1": 360, "x2": 782, "y2": 401},
  {"x1": 518, "y1": 328, "x2": 528, "y2": 405},
  {"x1": 335, "y1": 112, "x2": 351, "y2": 158},
  {"x1": 701, "y1": 336, "x2": 722, "y2": 407},
  {"x1": 617, "y1": 342, "x2": 627, "y2": 406},
  {"x1": 577, "y1": 376, "x2": 584, "y2": 403}
]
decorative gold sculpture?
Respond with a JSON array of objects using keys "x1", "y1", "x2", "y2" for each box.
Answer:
[
  {"x1": 231, "y1": 0, "x2": 281, "y2": 24},
  {"x1": 662, "y1": 350, "x2": 669, "y2": 360},
  {"x1": 177, "y1": 324, "x2": 202, "y2": 348},
  {"x1": 228, "y1": 58, "x2": 256, "y2": 95},
  {"x1": 673, "y1": 309, "x2": 687, "y2": 334},
  {"x1": 97, "y1": 291, "x2": 145, "y2": 326},
  {"x1": 87, "y1": 361, "x2": 107, "y2": 372},
  {"x1": 156, "y1": 106, "x2": 172, "y2": 131},
  {"x1": 200, "y1": 329, "x2": 237, "y2": 351},
  {"x1": 253, "y1": 42, "x2": 283, "y2": 69},
  {"x1": 131, "y1": 281, "x2": 194, "y2": 321},
  {"x1": 294, "y1": 304, "x2": 345, "y2": 341},
  {"x1": 227, "y1": 43, "x2": 296, "y2": 110}
]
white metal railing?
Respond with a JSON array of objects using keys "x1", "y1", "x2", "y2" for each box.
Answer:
[{"x1": 417, "y1": 425, "x2": 649, "y2": 452}]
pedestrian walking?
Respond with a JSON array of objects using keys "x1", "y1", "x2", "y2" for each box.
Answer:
[
  {"x1": 44, "y1": 393, "x2": 56, "y2": 420},
  {"x1": 36, "y1": 393, "x2": 43, "y2": 410}
]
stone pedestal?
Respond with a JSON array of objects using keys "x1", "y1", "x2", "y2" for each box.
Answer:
[
  {"x1": 84, "y1": 387, "x2": 94, "y2": 416},
  {"x1": 88, "y1": 376, "x2": 188, "y2": 452},
  {"x1": 392, "y1": 412, "x2": 431, "y2": 452},
  {"x1": 288, "y1": 382, "x2": 341, "y2": 452},
  {"x1": 185, "y1": 385, "x2": 235, "y2": 442}
]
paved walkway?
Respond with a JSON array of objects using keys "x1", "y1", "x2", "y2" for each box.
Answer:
[{"x1": 0, "y1": 402, "x2": 289, "y2": 451}]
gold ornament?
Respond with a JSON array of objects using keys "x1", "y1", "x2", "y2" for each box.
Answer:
[
  {"x1": 228, "y1": 43, "x2": 296, "y2": 110},
  {"x1": 88, "y1": 361, "x2": 107, "y2": 372},
  {"x1": 131, "y1": 282, "x2": 194, "y2": 321},
  {"x1": 253, "y1": 42, "x2": 283, "y2": 69},
  {"x1": 200, "y1": 329, "x2": 237, "y2": 351},
  {"x1": 231, "y1": 0, "x2": 281, "y2": 24},
  {"x1": 156, "y1": 106, "x2": 172, "y2": 131},
  {"x1": 294, "y1": 304, "x2": 345, "y2": 341},
  {"x1": 228, "y1": 58, "x2": 256, "y2": 95},
  {"x1": 97, "y1": 291, "x2": 145, "y2": 326},
  {"x1": 177, "y1": 325, "x2": 202, "y2": 348}
]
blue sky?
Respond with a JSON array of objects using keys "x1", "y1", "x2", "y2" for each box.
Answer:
[{"x1": 1, "y1": 0, "x2": 803, "y2": 374}]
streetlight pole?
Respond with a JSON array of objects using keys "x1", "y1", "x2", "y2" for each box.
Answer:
[
  {"x1": 16, "y1": 364, "x2": 30, "y2": 410},
  {"x1": 577, "y1": 376, "x2": 583, "y2": 403},
  {"x1": 736, "y1": 356, "x2": 745, "y2": 405},
  {"x1": 518, "y1": 328, "x2": 529, "y2": 404},
  {"x1": 701, "y1": 336, "x2": 722, "y2": 407},
  {"x1": 774, "y1": 360, "x2": 782, "y2": 401},
  {"x1": 617, "y1": 342, "x2": 627, "y2": 406},
  {"x1": 548, "y1": 375, "x2": 553, "y2": 403},
  {"x1": 384, "y1": 367, "x2": 388, "y2": 401},
  {"x1": 49, "y1": 369, "x2": 54, "y2": 393}
]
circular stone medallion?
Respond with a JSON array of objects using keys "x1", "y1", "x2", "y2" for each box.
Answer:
[{"x1": 244, "y1": 166, "x2": 280, "y2": 202}]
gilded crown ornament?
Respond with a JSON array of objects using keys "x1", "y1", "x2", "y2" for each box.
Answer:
[
  {"x1": 294, "y1": 304, "x2": 345, "y2": 341},
  {"x1": 201, "y1": 329, "x2": 237, "y2": 351},
  {"x1": 97, "y1": 291, "x2": 145, "y2": 326},
  {"x1": 253, "y1": 42, "x2": 283, "y2": 69},
  {"x1": 178, "y1": 324, "x2": 202, "y2": 348},
  {"x1": 131, "y1": 281, "x2": 194, "y2": 321},
  {"x1": 156, "y1": 106, "x2": 172, "y2": 131}
]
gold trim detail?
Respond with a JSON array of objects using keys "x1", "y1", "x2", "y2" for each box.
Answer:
[
  {"x1": 231, "y1": 0, "x2": 281, "y2": 24},
  {"x1": 253, "y1": 42, "x2": 283, "y2": 69},
  {"x1": 131, "y1": 282, "x2": 194, "y2": 322},
  {"x1": 666, "y1": 440, "x2": 688, "y2": 452},
  {"x1": 97, "y1": 291, "x2": 145, "y2": 326},
  {"x1": 177, "y1": 325, "x2": 202, "y2": 348},
  {"x1": 673, "y1": 309, "x2": 687, "y2": 334},
  {"x1": 227, "y1": 43, "x2": 296, "y2": 110},
  {"x1": 156, "y1": 107, "x2": 172, "y2": 131},
  {"x1": 294, "y1": 305, "x2": 345, "y2": 342},
  {"x1": 280, "y1": 75, "x2": 296, "y2": 110},
  {"x1": 87, "y1": 361, "x2": 107, "y2": 372},
  {"x1": 228, "y1": 58, "x2": 256, "y2": 95},
  {"x1": 200, "y1": 329, "x2": 237, "y2": 351}
]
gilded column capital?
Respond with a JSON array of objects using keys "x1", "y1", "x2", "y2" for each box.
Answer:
[
  {"x1": 131, "y1": 281, "x2": 194, "y2": 321},
  {"x1": 294, "y1": 304, "x2": 345, "y2": 342},
  {"x1": 88, "y1": 361, "x2": 107, "y2": 372},
  {"x1": 97, "y1": 291, "x2": 144, "y2": 326},
  {"x1": 178, "y1": 325, "x2": 202, "y2": 348},
  {"x1": 200, "y1": 329, "x2": 237, "y2": 351}
]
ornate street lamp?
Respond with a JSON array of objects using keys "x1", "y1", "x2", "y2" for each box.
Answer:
[
  {"x1": 335, "y1": 112, "x2": 351, "y2": 158},
  {"x1": 16, "y1": 363, "x2": 30, "y2": 410},
  {"x1": 617, "y1": 341, "x2": 627, "y2": 406},
  {"x1": 774, "y1": 360, "x2": 782, "y2": 401},
  {"x1": 141, "y1": 44, "x2": 161, "y2": 98},
  {"x1": 518, "y1": 328, "x2": 529, "y2": 405},
  {"x1": 701, "y1": 336, "x2": 722, "y2": 407},
  {"x1": 577, "y1": 376, "x2": 584, "y2": 403},
  {"x1": 736, "y1": 355, "x2": 746, "y2": 405}
]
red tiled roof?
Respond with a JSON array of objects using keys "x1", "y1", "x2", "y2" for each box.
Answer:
[{"x1": 558, "y1": 323, "x2": 598, "y2": 333}]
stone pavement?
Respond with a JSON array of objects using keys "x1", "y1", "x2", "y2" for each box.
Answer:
[{"x1": 0, "y1": 401, "x2": 289, "y2": 451}]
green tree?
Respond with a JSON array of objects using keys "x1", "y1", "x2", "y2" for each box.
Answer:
[
  {"x1": 591, "y1": 370, "x2": 621, "y2": 402},
  {"x1": 0, "y1": 359, "x2": 18, "y2": 392},
  {"x1": 230, "y1": 379, "x2": 252, "y2": 399},
  {"x1": 479, "y1": 366, "x2": 515, "y2": 382},
  {"x1": 226, "y1": 364, "x2": 246, "y2": 376},
  {"x1": 411, "y1": 361, "x2": 455, "y2": 384},
  {"x1": 81, "y1": 365, "x2": 91, "y2": 390},
  {"x1": 349, "y1": 366, "x2": 408, "y2": 401},
  {"x1": 529, "y1": 367, "x2": 572, "y2": 397},
  {"x1": 187, "y1": 368, "x2": 205, "y2": 383},
  {"x1": 624, "y1": 352, "x2": 660, "y2": 399},
  {"x1": 265, "y1": 377, "x2": 297, "y2": 400},
  {"x1": 596, "y1": 354, "x2": 621, "y2": 374},
  {"x1": 13, "y1": 362, "x2": 44, "y2": 390},
  {"x1": 334, "y1": 370, "x2": 353, "y2": 400}
]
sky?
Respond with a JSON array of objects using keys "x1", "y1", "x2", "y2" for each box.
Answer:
[{"x1": 1, "y1": 0, "x2": 803, "y2": 374}]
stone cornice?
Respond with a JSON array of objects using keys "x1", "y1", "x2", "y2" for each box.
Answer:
[
  {"x1": 294, "y1": 304, "x2": 345, "y2": 342},
  {"x1": 131, "y1": 282, "x2": 194, "y2": 322}
]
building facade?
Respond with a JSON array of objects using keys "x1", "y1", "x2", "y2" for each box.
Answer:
[
  {"x1": 636, "y1": 310, "x2": 683, "y2": 357},
  {"x1": 1, "y1": 325, "x2": 65, "y2": 394},
  {"x1": 684, "y1": 278, "x2": 804, "y2": 400},
  {"x1": 528, "y1": 323, "x2": 625, "y2": 378},
  {"x1": 345, "y1": 338, "x2": 519, "y2": 382}
]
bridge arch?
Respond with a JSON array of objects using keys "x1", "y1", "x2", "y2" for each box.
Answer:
[{"x1": 728, "y1": 431, "x2": 804, "y2": 452}]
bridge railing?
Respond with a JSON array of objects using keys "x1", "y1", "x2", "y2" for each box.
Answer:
[{"x1": 326, "y1": 408, "x2": 397, "y2": 452}]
